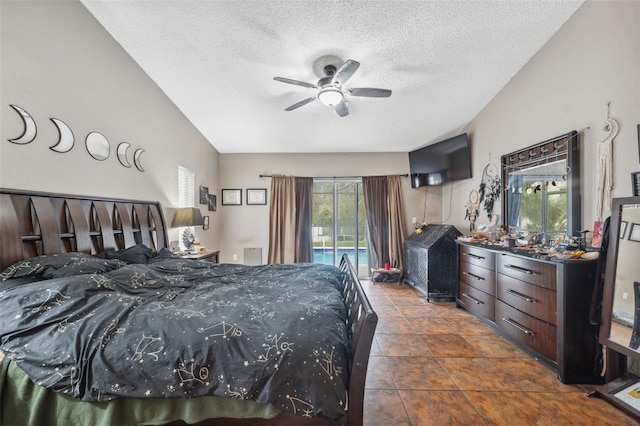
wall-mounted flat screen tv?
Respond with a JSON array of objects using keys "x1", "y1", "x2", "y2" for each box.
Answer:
[{"x1": 408, "y1": 133, "x2": 471, "y2": 188}]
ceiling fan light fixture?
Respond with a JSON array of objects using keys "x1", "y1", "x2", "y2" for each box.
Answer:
[{"x1": 318, "y1": 87, "x2": 343, "y2": 107}]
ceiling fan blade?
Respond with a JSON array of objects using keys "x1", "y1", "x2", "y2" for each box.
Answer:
[
  {"x1": 334, "y1": 101, "x2": 349, "y2": 117},
  {"x1": 348, "y1": 87, "x2": 392, "y2": 97},
  {"x1": 285, "y1": 97, "x2": 316, "y2": 111},
  {"x1": 332, "y1": 60, "x2": 360, "y2": 86},
  {"x1": 274, "y1": 77, "x2": 317, "y2": 89}
]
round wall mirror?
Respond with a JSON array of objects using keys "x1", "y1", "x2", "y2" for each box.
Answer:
[{"x1": 86, "y1": 132, "x2": 110, "y2": 161}]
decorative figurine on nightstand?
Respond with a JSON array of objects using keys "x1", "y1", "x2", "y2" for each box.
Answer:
[{"x1": 182, "y1": 228, "x2": 195, "y2": 251}]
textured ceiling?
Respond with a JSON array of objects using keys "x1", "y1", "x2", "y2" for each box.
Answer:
[{"x1": 81, "y1": 0, "x2": 583, "y2": 154}]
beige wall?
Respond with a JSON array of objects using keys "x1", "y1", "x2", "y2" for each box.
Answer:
[
  {"x1": 452, "y1": 0, "x2": 639, "y2": 234},
  {"x1": 0, "y1": 1, "x2": 220, "y2": 249},
  {"x1": 218, "y1": 153, "x2": 443, "y2": 263}
]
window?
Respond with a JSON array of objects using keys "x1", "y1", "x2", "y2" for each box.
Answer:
[
  {"x1": 312, "y1": 179, "x2": 368, "y2": 277},
  {"x1": 178, "y1": 166, "x2": 195, "y2": 208},
  {"x1": 178, "y1": 166, "x2": 196, "y2": 250}
]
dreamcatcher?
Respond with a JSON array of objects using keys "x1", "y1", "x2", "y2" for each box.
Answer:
[
  {"x1": 464, "y1": 189, "x2": 480, "y2": 232},
  {"x1": 478, "y1": 160, "x2": 501, "y2": 221}
]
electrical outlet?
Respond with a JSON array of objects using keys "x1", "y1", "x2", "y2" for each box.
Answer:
[
  {"x1": 232, "y1": 254, "x2": 238, "y2": 261},
  {"x1": 623, "y1": 292, "x2": 629, "y2": 300},
  {"x1": 412, "y1": 217, "x2": 417, "y2": 224}
]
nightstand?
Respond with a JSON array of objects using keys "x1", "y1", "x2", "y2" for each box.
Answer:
[{"x1": 179, "y1": 250, "x2": 219, "y2": 263}]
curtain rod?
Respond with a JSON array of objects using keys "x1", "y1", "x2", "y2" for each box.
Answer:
[{"x1": 259, "y1": 174, "x2": 408, "y2": 179}]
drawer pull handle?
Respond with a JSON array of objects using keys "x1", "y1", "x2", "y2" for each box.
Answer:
[
  {"x1": 504, "y1": 264, "x2": 534, "y2": 274},
  {"x1": 462, "y1": 293, "x2": 483, "y2": 305},
  {"x1": 462, "y1": 271, "x2": 484, "y2": 281},
  {"x1": 463, "y1": 252, "x2": 485, "y2": 260},
  {"x1": 501, "y1": 317, "x2": 534, "y2": 335},
  {"x1": 504, "y1": 288, "x2": 535, "y2": 303}
]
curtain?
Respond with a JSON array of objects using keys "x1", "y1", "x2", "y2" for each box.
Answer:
[
  {"x1": 507, "y1": 174, "x2": 523, "y2": 228},
  {"x1": 362, "y1": 176, "x2": 389, "y2": 269},
  {"x1": 387, "y1": 175, "x2": 406, "y2": 272},
  {"x1": 294, "y1": 177, "x2": 313, "y2": 262},
  {"x1": 267, "y1": 176, "x2": 296, "y2": 264}
]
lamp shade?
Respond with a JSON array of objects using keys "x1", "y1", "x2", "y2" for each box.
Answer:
[{"x1": 171, "y1": 207, "x2": 204, "y2": 227}]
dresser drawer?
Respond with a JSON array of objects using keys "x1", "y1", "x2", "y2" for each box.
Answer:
[
  {"x1": 496, "y1": 254, "x2": 556, "y2": 290},
  {"x1": 497, "y1": 274, "x2": 556, "y2": 325},
  {"x1": 458, "y1": 281, "x2": 495, "y2": 321},
  {"x1": 459, "y1": 245, "x2": 495, "y2": 269},
  {"x1": 496, "y1": 299, "x2": 556, "y2": 361},
  {"x1": 459, "y1": 261, "x2": 496, "y2": 296}
]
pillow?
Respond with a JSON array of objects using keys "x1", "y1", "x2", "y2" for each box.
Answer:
[
  {"x1": 48, "y1": 258, "x2": 125, "y2": 278},
  {"x1": 149, "y1": 248, "x2": 180, "y2": 262},
  {"x1": 97, "y1": 244, "x2": 155, "y2": 264},
  {"x1": 0, "y1": 253, "x2": 124, "y2": 280}
]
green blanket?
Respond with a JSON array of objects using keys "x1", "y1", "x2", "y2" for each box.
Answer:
[{"x1": 0, "y1": 356, "x2": 280, "y2": 426}]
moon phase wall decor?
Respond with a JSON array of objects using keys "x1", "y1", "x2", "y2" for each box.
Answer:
[
  {"x1": 117, "y1": 142, "x2": 132, "y2": 168},
  {"x1": 8, "y1": 104, "x2": 37, "y2": 144},
  {"x1": 133, "y1": 149, "x2": 145, "y2": 172},
  {"x1": 7, "y1": 104, "x2": 146, "y2": 171},
  {"x1": 85, "y1": 132, "x2": 110, "y2": 161},
  {"x1": 49, "y1": 118, "x2": 75, "y2": 153}
]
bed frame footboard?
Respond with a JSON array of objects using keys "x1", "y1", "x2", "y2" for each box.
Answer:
[{"x1": 339, "y1": 254, "x2": 378, "y2": 426}]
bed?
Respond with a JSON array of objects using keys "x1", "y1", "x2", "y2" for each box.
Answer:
[{"x1": 0, "y1": 189, "x2": 377, "y2": 426}]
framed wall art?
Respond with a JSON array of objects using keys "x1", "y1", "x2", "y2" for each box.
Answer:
[
  {"x1": 632, "y1": 172, "x2": 640, "y2": 197},
  {"x1": 221, "y1": 189, "x2": 242, "y2": 206},
  {"x1": 202, "y1": 216, "x2": 210, "y2": 231},
  {"x1": 629, "y1": 223, "x2": 640, "y2": 243},
  {"x1": 620, "y1": 221, "x2": 628, "y2": 239},
  {"x1": 246, "y1": 188, "x2": 267, "y2": 205},
  {"x1": 208, "y1": 194, "x2": 217, "y2": 211},
  {"x1": 199, "y1": 186, "x2": 209, "y2": 204}
]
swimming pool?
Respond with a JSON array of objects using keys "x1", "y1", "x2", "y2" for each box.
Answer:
[{"x1": 313, "y1": 247, "x2": 368, "y2": 265}]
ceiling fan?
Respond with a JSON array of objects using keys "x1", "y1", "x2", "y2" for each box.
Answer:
[{"x1": 274, "y1": 59, "x2": 392, "y2": 117}]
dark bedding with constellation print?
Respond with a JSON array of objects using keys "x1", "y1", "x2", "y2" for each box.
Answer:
[{"x1": 0, "y1": 248, "x2": 349, "y2": 421}]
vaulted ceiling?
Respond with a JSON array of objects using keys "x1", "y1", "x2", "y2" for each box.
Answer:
[{"x1": 81, "y1": 1, "x2": 583, "y2": 154}]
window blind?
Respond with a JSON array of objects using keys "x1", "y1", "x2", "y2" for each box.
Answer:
[
  {"x1": 178, "y1": 166, "x2": 195, "y2": 208},
  {"x1": 177, "y1": 166, "x2": 196, "y2": 250}
]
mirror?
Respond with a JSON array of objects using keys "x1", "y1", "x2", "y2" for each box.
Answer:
[
  {"x1": 85, "y1": 131, "x2": 110, "y2": 161},
  {"x1": 501, "y1": 131, "x2": 581, "y2": 241},
  {"x1": 596, "y1": 197, "x2": 640, "y2": 419},
  {"x1": 600, "y1": 197, "x2": 640, "y2": 358}
]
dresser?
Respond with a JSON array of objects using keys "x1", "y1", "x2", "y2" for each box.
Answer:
[{"x1": 457, "y1": 242, "x2": 603, "y2": 384}]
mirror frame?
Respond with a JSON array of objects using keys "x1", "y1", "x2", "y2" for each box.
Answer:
[
  {"x1": 599, "y1": 196, "x2": 640, "y2": 359},
  {"x1": 501, "y1": 131, "x2": 581, "y2": 239}
]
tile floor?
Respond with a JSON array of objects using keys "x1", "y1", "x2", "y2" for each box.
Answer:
[{"x1": 360, "y1": 280, "x2": 638, "y2": 425}]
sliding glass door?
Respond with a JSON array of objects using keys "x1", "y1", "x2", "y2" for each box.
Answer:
[{"x1": 312, "y1": 179, "x2": 367, "y2": 277}]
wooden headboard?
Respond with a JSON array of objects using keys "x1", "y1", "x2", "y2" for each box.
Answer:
[{"x1": 0, "y1": 189, "x2": 168, "y2": 270}]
